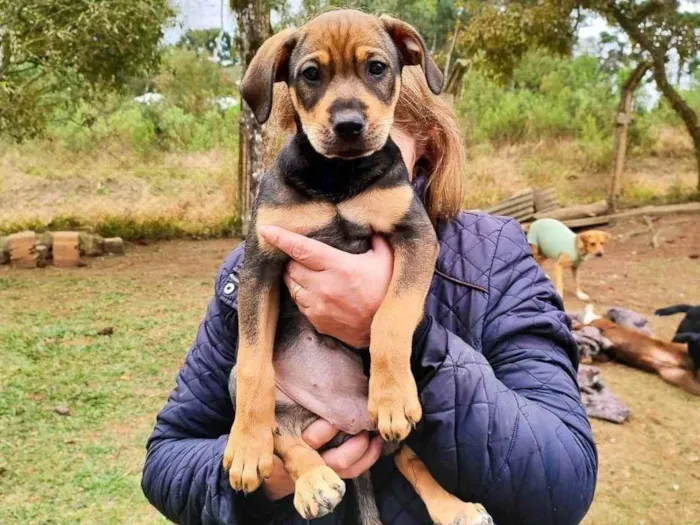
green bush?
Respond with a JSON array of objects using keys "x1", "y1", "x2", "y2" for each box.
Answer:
[
  {"x1": 457, "y1": 49, "x2": 651, "y2": 152},
  {"x1": 153, "y1": 48, "x2": 237, "y2": 116}
]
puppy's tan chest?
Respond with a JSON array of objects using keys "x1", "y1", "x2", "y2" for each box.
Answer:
[{"x1": 256, "y1": 186, "x2": 413, "y2": 248}]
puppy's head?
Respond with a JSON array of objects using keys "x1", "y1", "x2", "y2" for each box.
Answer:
[
  {"x1": 577, "y1": 230, "x2": 612, "y2": 258},
  {"x1": 240, "y1": 9, "x2": 443, "y2": 159}
]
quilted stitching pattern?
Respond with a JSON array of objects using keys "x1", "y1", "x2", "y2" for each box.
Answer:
[{"x1": 141, "y1": 213, "x2": 597, "y2": 525}]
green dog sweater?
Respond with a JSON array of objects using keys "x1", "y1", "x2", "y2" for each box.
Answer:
[{"x1": 527, "y1": 218, "x2": 582, "y2": 266}]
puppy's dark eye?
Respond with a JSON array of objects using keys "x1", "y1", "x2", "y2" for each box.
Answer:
[
  {"x1": 302, "y1": 66, "x2": 320, "y2": 82},
  {"x1": 368, "y1": 61, "x2": 387, "y2": 76}
]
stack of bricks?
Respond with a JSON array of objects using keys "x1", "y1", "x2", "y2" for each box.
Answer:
[{"x1": 0, "y1": 231, "x2": 124, "y2": 269}]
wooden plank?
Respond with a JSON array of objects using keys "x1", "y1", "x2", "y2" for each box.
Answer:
[
  {"x1": 490, "y1": 202, "x2": 534, "y2": 219},
  {"x1": 534, "y1": 200, "x2": 609, "y2": 221},
  {"x1": 523, "y1": 202, "x2": 700, "y2": 232},
  {"x1": 53, "y1": 232, "x2": 81, "y2": 268},
  {"x1": 611, "y1": 202, "x2": 700, "y2": 219},
  {"x1": 486, "y1": 194, "x2": 534, "y2": 213},
  {"x1": 534, "y1": 187, "x2": 560, "y2": 213},
  {"x1": 490, "y1": 202, "x2": 534, "y2": 217},
  {"x1": 486, "y1": 193, "x2": 533, "y2": 209},
  {"x1": 522, "y1": 215, "x2": 611, "y2": 232},
  {"x1": 537, "y1": 203, "x2": 560, "y2": 213},
  {"x1": 561, "y1": 215, "x2": 612, "y2": 229},
  {"x1": 9, "y1": 231, "x2": 38, "y2": 269}
]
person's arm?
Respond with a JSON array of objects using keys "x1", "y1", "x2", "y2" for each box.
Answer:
[
  {"x1": 407, "y1": 219, "x2": 597, "y2": 525},
  {"x1": 141, "y1": 248, "x2": 283, "y2": 524}
]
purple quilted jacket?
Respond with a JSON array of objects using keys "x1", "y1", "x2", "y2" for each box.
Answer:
[{"x1": 142, "y1": 205, "x2": 597, "y2": 524}]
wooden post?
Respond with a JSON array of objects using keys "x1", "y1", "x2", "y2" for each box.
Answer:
[{"x1": 608, "y1": 62, "x2": 650, "y2": 212}]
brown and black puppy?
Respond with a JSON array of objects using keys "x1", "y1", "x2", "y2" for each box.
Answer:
[
  {"x1": 222, "y1": 9, "x2": 492, "y2": 525},
  {"x1": 588, "y1": 318, "x2": 700, "y2": 396}
]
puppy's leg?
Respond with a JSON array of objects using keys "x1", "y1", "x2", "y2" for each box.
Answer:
[
  {"x1": 395, "y1": 446, "x2": 493, "y2": 525},
  {"x1": 274, "y1": 409, "x2": 345, "y2": 520},
  {"x1": 224, "y1": 239, "x2": 286, "y2": 493},
  {"x1": 571, "y1": 265, "x2": 590, "y2": 302},
  {"x1": 530, "y1": 244, "x2": 553, "y2": 281},
  {"x1": 658, "y1": 367, "x2": 700, "y2": 396},
  {"x1": 368, "y1": 199, "x2": 438, "y2": 441},
  {"x1": 552, "y1": 259, "x2": 565, "y2": 300},
  {"x1": 530, "y1": 243, "x2": 546, "y2": 266}
]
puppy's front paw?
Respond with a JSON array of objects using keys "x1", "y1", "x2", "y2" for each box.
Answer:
[
  {"x1": 223, "y1": 425, "x2": 274, "y2": 493},
  {"x1": 576, "y1": 290, "x2": 591, "y2": 302},
  {"x1": 368, "y1": 374, "x2": 421, "y2": 442},
  {"x1": 294, "y1": 465, "x2": 346, "y2": 519}
]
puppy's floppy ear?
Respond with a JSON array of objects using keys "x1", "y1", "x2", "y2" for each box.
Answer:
[
  {"x1": 240, "y1": 28, "x2": 297, "y2": 124},
  {"x1": 380, "y1": 14, "x2": 443, "y2": 95}
]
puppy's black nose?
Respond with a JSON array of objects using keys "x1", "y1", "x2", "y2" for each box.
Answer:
[
  {"x1": 596, "y1": 252, "x2": 604, "y2": 258},
  {"x1": 332, "y1": 111, "x2": 365, "y2": 140}
]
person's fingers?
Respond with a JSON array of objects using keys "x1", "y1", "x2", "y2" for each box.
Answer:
[
  {"x1": 369, "y1": 234, "x2": 393, "y2": 259},
  {"x1": 302, "y1": 420, "x2": 339, "y2": 450},
  {"x1": 335, "y1": 435, "x2": 383, "y2": 479},
  {"x1": 283, "y1": 272, "x2": 311, "y2": 309},
  {"x1": 287, "y1": 260, "x2": 319, "y2": 289},
  {"x1": 258, "y1": 226, "x2": 338, "y2": 271},
  {"x1": 321, "y1": 432, "x2": 370, "y2": 471}
]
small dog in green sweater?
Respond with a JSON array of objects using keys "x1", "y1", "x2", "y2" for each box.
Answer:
[{"x1": 527, "y1": 218, "x2": 611, "y2": 302}]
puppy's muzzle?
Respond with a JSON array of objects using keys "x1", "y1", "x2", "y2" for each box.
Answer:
[
  {"x1": 595, "y1": 252, "x2": 604, "y2": 258},
  {"x1": 332, "y1": 109, "x2": 366, "y2": 140}
]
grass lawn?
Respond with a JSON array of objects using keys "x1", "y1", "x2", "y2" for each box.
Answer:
[
  {"x1": 1, "y1": 216, "x2": 699, "y2": 524},
  {"x1": 0, "y1": 239, "x2": 240, "y2": 524}
]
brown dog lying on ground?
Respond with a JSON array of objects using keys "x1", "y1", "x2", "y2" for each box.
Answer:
[
  {"x1": 527, "y1": 218, "x2": 611, "y2": 301},
  {"x1": 584, "y1": 317, "x2": 700, "y2": 396},
  {"x1": 222, "y1": 9, "x2": 492, "y2": 525}
]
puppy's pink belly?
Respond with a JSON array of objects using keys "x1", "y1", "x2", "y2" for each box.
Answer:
[{"x1": 274, "y1": 334, "x2": 374, "y2": 435}]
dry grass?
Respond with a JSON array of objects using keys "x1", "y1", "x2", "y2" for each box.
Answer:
[
  {"x1": 0, "y1": 141, "x2": 239, "y2": 237},
  {"x1": 1, "y1": 125, "x2": 698, "y2": 237},
  {"x1": 463, "y1": 128, "x2": 698, "y2": 210}
]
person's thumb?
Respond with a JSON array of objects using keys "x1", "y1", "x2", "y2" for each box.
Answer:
[{"x1": 370, "y1": 234, "x2": 393, "y2": 260}]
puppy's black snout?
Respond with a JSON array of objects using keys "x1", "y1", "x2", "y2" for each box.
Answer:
[
  {"x1": 596, "y1": 252, "x2": 604, "y2": 258},
  {"x1": 332, "y1": 111, "x2": 365, "y2": 140}
]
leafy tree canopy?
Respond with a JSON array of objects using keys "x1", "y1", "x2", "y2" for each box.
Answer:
[{"x1": 0, "y1": 0, "x2": 174, "y2": 139}]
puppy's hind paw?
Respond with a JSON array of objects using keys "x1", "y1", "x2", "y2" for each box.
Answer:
[
  {"x1": 294, "y1": 465, "x2": 346, "y2": 519},
  {"x1": 435, "y1": 502, "x2": 493, "y2": 525}
]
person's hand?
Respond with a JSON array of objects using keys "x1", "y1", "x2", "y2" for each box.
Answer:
[
  {"x1": 262, "y1": 420, "x2": 383, "y2": 501},
  {"x1": 258, "y1": 225, "x2": 393, "y2": 348}
]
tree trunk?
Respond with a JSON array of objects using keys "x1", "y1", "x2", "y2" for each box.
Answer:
[
  {"x1": 650, "y1": 57, "x2": 700, "y2": 193},
  {"x1": 232, "y1": 0, "x2": 272, "y2": 235},
  {"x1": 442, "y1": 17, "x2": 462, "y2": 88},
  {"x1": 609, "y1": 7, "x2": 700, "y2": 193},
  {"x1": 609, "y1": 61, "x2": 650, "y2": 211}
]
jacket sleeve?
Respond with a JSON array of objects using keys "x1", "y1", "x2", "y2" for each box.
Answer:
[
  {"x1": 141, "y1": 247, "x2": 285, "y2": 524},
  {"x1": 407, "y1": 219, "x2": 597, "y2": 525}
]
